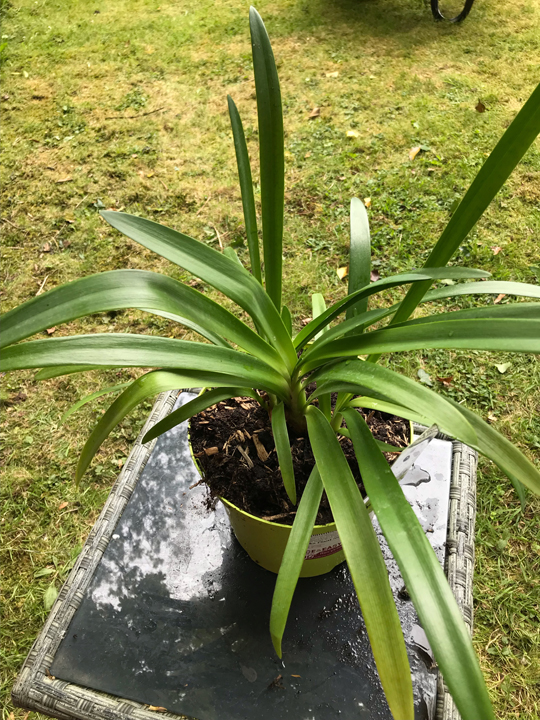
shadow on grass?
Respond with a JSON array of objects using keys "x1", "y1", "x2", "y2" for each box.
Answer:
[{"x1": 269, "y1": 0, "x2": 483, "y2": 49}]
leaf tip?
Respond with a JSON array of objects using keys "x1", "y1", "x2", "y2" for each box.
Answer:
[
  {"x1": 141, "y1": 429, "x2": 153, "y2": 444},
  {"x1": 271, "y1": 633, "x2": 283, "y2": 658}
]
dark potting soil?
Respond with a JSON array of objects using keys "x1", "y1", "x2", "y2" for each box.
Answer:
[{"x1": 189, "y1": 394, "x2": 410, "y2": 526}]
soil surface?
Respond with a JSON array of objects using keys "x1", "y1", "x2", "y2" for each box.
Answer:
[{"x1": 189, "y1": 394, "x2": 409, "y2": 525}]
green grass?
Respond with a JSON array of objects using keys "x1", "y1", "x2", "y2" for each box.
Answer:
[{"x1": 1, "y1": 0, "x2": 539, "y2": 717}]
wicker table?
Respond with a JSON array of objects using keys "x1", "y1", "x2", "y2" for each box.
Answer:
[{"x1": 12, "y1": 391, "x2": 476, "y2": 720}]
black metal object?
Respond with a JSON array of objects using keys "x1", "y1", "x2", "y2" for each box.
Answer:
[{"x1": 431, "y1": 0, "x2": 476, "y2": 22}]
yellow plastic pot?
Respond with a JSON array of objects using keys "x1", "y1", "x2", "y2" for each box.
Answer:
[{"x1": 219, "y1": 495, "x2": 345, "y2": 577}]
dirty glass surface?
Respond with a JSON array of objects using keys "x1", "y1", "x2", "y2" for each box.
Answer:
[{"x1": 51, "y1": 394, "x2": 451, "y2": 720}]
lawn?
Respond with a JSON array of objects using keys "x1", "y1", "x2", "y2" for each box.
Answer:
[{"x1": 1, "y1": 0, "x2": 539, "y2": 718}]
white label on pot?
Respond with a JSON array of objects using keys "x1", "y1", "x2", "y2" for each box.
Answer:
[{"x1": 304, "y1": 531, "x2": 342, "y2": 560}]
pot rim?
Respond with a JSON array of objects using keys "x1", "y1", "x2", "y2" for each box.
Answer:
[{"x1": 218, "y1": 493, "x2": 338, "y2": 531}]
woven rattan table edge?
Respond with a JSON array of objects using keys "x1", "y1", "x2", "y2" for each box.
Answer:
[
  {"x1": 12, "y1": 389, "x2": 189, "y2": 720},
  {"x1": 12, "y1": 407, "x2": 476, "y2": 720},
  {"x1": 413, "y1": 425, "x2": 477, "y2": 720}
]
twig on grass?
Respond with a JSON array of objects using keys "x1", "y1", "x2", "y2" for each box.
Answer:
[
  {"x1": 213, "y1": 224, "x2": 224, "y2": 251},
  {"x1": 195, "y1": 195, "x2": 212, "y2": 216},
  {"x1": 1, "y1": 218, "x2": 28, "y2": 233},
  {"x1": 104, "y1": 106, "x2": 166, "y2": 120},
  {"x1": 74, "y1": 194, "x2": 89, "y2": 209},
  {"x1": 35, "y1": 275, "x2": 49, "y2": 296}
]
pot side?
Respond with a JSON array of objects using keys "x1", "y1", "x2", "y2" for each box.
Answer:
[
  {"x1": 219, "y1": 495, "x2": 345, "y2": 577},
  {"x1": 190, "y1": 410, "x2": 412, "y2": 578}
]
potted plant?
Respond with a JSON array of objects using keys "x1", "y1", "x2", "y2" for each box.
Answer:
[{"x1": 1, "y1": 8, "x2": 539, "y2": 720}]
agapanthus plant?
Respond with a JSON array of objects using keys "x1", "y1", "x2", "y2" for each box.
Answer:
[{"x1": 1, "y1": 9, "x2": 540, "y2": 720}]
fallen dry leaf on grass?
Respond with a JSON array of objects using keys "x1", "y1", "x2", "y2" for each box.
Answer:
[
  {"x1": 475, "y1": 101, "x2": 486, "y2": 113},
  {"x1": 409, "y1": 146, "x2": 421, "y2": 161},
  {"x1": 346, "y1": 130, "x2": 359, "y2": 138},
  {"x1": 308, "y1": 107, "x2": 320, "y2": 119},
  {"x1": 55, "y1": 177, "x2": 72, "y2": 184},
  {"x1": 58, "y1": 501, "x2": 68, "y2": 510},
  {"x1": 42, "y1": 241, "x2": 51, "y2": 252},
  {"x1": 491, "y1": 246, "x2": 502, "y2": 255},
  {"x1": 325, "y1": 71, "x2": 339, "y2": 78},
  {"x1": 337, "y1": 266, "x2": 348, "y2": 280},
  {"x1": 494, "y1": 293, "x2": 506, "y2": 304},
  {"x1": 364, "y1": 197, "x2": 371, "y2": 208},
  {"x1": 370, "y1": 269, "x2": 380, "y2": 282},
  {"x1": 437, "y1": 376, "x2": 453, "y2": 387},
  {"x1": 46, "y1": 327, "x2": 56, "y2": 335}
]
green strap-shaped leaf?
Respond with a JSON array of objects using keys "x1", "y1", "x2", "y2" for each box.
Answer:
[
  {"x1": 100, "y1": 212, "x2": 296, "y2": 370},
  {"x1": 318, "y1": 393, "x2": 332, "y2": 420},
  {"x1": 347, "y1": 396, "x2": 430, "y2": 426},
  {"x1": 61, "y1": 382, "x2": 132, "y2": 423},
  {"x1": 0, "y1": 269, "x2": 286, "y2": 371},
  {"x1": 310, "y1": 359, "x2": 477, "y2": 447},
  {"x1": 271, "y1": 401, "x2": 296, "y2": 504},
  {"x1": 36, "y1": 365, "x2": 114, "y2": 381},
  {"x1": 281, "y1": 305, "x2": 292, "y2": 336},
  {"x1": 223, "y1": 246, "x2": 244, "y2": 266},
  {"x1": 312, "y1": 296, "x2": 334, "y2": 415},
  {"x1": 0, "y1": 334, "x2": 290, "y2": 398},
  {"x1": 311, "y1": 293, "x2": 327, "y2": 318},
  {"x1": 338, "y1": 427, "x2": 404, "y2": 453},
  {"x1": 301, "y1": 317, "x2": 540, "y2": 370},
  {"x1": 422, "y1": 280, "x2": 540, "y2": 303},
  {"x1": 250, "y1": 7, "x2": 284, "y2": 310},
  {"x1": 311, "y1": 294, "x2": 332, "y2": 417},
  {"x1": 227, "y1": 96, "x2": 262, "y2": 283},
  {"x1": 347, "y1": 392, "x2": 540, "y2": 496},
  {"x1": 311, "y1": 293, "x2": 328, "y2": 341},
  {"x1": 387, "y1": 302, "x2": 540, "y2": 327},
  {"x1": 309, "y1": 282, "x2": 540, "y2": 352},
  {"x1": 75, "y1": 370, "x2": 207, "y2": 483},
  {"x1": 347, "y1": 198, "x2": 371, "y2": 321},
  {"x1": 305, "y1": 406, "x2": 414, "y2": 720},
  {"x1": 446, "y1": 398, "x2": 540, "y2": 496},
  {"x1": 391, "y1": 82, "x2": 540, "y2": 325},
  {"x1": 506, "y1": 470, "x2": 527, "y2": 510},
  {"x1": 138, "y1": 308, "x2": 230, "y2": 348},
  {"x1": 310, "y1": 306, "x2": 398, "y2": 355},
  {"x1": 294, "y1": 267, "x2": 489, "y2": 349},
  {"x1": 343, "y1": 410, "x2": 495, "y2": 720},
  {"x1": 270, "y1": 466, "x2": 323, "y2": 656},
  {"x1": 142, "y1": 387, "x2": 256, "y2": 443}
]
